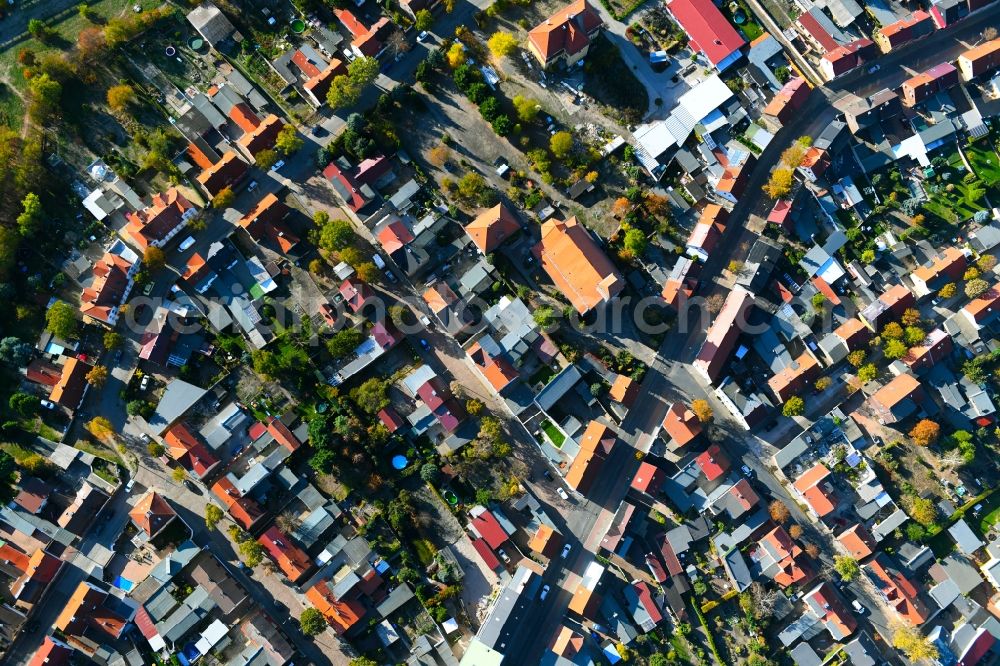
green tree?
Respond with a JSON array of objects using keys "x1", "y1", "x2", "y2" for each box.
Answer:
[
  {"x1": 255, "y1": 149, "x2": 278, "y2": 169},
  {"x1": 415, "y1": 9, "x2": 433, "y2": 31},
  {"x1": 882, "y1": 321, "x2": 904, "y2": 340},
  {"x1": 904, "y1": 326, "x2": 925, "y2": 346},
  {"x1": 27, "y1": 74, "x2": 62, "y2": 124},
  {"x1": 861, "y1": 249, "x2": 875, "y2": 263},
  {"x1": 143, "y1": 246, "x2": 166, "y2": 271},
  {"x1": 908, "y1": 496, "x2": 937, "y2": 526},
  {"x1": 147, "y1": 441, "x2": 165, "y2": 457},
  {"x1": 16, "y1": 193, "x2": 42, "y2": 237},
  {"x1": 782, "y1": 396, "x2": 805, "y2": 417},
  {"x1": 939, "y1": 282, "x2": 957, "y2": 299},
  {"x1": 966, "y1": 278, "x2": 989, "y2": 299},
  {"x1": 513, "y1": 95, "x2": 539, "y2": 122},
  {"x1": 45, "y1": 301, "x2": 77, "y2": 340},
  {"x1": 106, "y1": 84, "x2": 135, "y2": 113},
  {"x1": 811, "y1": 292, "x2": 827, "y2": 311},
  {"x1": 86, "y1": 365, "x2": 108, "y2": 387},
  {"x1": 892, "y1": 622, "x2": 938, "y2": 662},
  {"x1": 205, "y1": 504, "x2": 224, "y2": 530},
  {"x1": 211, "y1": 186, "x2": 235, "y2": 209},
  {"x1": 349, "y1": 659, "x2": 379, "y2": 666},
  {"x1": 0, "y1": 337, "x2": 30, "y2": 367},
  {"x1": 487, "y1": 31, "x2": 518, "y2": 58},
  {"x1": 239, "y1": 539, "x2": 264, "y2": 567},
  {"x1": 327, "y1": 328, "x2": 366, "y2": 359},
  {"x1": 275, "y1": 124, "x2": 304, "y2": 155},
  {"x1": 300, "y1": 607, "x2": 327, "y2": 636},
  {"x1": 622, "y1": 228, "x2": 647, "y2": 257},
  {"x1": 316, "y1": 218, "x2": 355, "y2": 252},
  {"x1": 27, "y1": 19, "x2": 49, "y2": 41},
  {"x1": 104, "y1": 331, "x2": 124, "y2": 349},
  {"x1": 533, "y1": 306, "x2": 556, "y2": 330},
  {"x1": 550, "y1": 131, "x2": 574, "y2": 159},
  {"x1": 833, "y1": 555, "x2": 860, "y2": 581},
  {"x1": 763, "y1": 167, "x2": 793, "y2": 199},
  {"x1": 847, "y1": 350, "x2": 866, "y2": 367},
  {"x1": 883, "y1": 339, "x2": 908, "y2": 360},
  {"x1": 9, "y1": 392, "x2": 40, "y2": 417},
  {"x1": 349, "y1": 377, "x2": 390, "y2": 414},
  {"x1": 857, "y1": 363, "x2": 878, "y2": 382},
  {"x1": 420, "y1": 463, "x2": 441, "y2": 485}
]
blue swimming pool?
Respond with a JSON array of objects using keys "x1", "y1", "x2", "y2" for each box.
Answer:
[
  {"x1": 391, "y1": 455, "x2": 408, "y2": 470},
  {"x1": 113, "y1": 576, "x2": 135, "y2": 592}
]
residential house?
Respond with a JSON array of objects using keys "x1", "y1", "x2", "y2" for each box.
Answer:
[
  {"x1": 750, "y1": 526, "x2": 816, "y2": 588},
  {"x1": 467, "y1": 340, "x2": 520, "y2": 396},
  {"x1": 322, "y1": 156, "x2": 393, "y2": 213},
  {"x1": 875, "y1": 10, "x2": 934, "y2": 53},
  {"x1": 80, "y1": 251, "x2": 138, "y2": 327},
  {"x1": 335, "y1": 9, "x2": 392, "y2": 59},
  {"x1": 526, "y1": 0, "x2": 603, "y2": 69},
  {"x1": 801, "y1": 582, "x2": 858, "y2": 641},
  {"x1": 763, "y1": 78, "x2": 811, "y2": 130},
  {"x1": 707, "y1": 478, "x2": 760, "y2": 521},
  {"x1": 26, "y1": 637, "x2": 74, "y2": 666},
  {"x1": 797, "y1": 147, "x2": 830, "y2": 182},
  {"x1": 129, "y1": 491, "x2": 178, "y2": 539},
  {"x1": 903, "y1": 328, "x2": 953, "y2": 372},
  {"x1": 692, "y1": 286, "x2": 755, "y2": 384},
  {"x1": 197, "y1": 151, "x2": 249, "y2": 197},
  {"x1": 665, "y1": 0, "x2": 747, "y2": 70},
  {"x1": 211, "y1": 476, "x2": 265, "y2": 530},
  {"x1": 818, "y1": 317, "x2": 871, "y2": 364},
  {"x1": 715, "y1": 157, "x2": 755, "y2": 203},
  {"x1": 305, "y1": 579, "x2": 367, "y2": 636},
  {"x1": 911, "y1": 247, "x2": 967, "y2": 297},
  {"x1": 695, "y1": 444, "x2": 730, "y2": 489},
  {"x1": 631, "y1": 461, "x2": 666, "y2": 496},
  {"x1": 686, "y1": 204, "x2": 728, "y2": 261},
  {"x1": 125, "y1": 188, "x2": 198, "y2": 250},
  {"x1": 837, "y1": 523, "x2": 876, "y2": 560},
  {"x1": 534, "y1": 217, "x2": 623, "y2": 314},
  {"x1": 465, "y1": 204, "x2": 521, "y2": 254},
  {"x1": 859, "y1": 283, "x2": 915, "y2": 331},
  {"x1": 469, "y1": 506, "x2": 511, "y2": 552},
  {"x1": 238, "y1": 193, "x2": 299, "y2": 255},
  {"x1": 49, "y1": 357, "x2": 92, "y2": 410},
  {"x1": 565, "y1": 420, "x2": 617, "y2": 494},
  {"x1": 768, "y1": 352, "x2": 820, "y2": 403},
  {"x1": 258, "y1": 527, "x2": 312, "y2": 585},
  {"x1": 661, "y1": 402, "x2": 703, "y2": 450},
  {"x1": 164, "y1": 422, "x2": 221, "y2": 479},
  {"x1": 55, "y1": 580, "x2": 134, "y2": 655},
  {"x1": 237, "y1": 114, "x2": 285, "y2": 159},
  {"x1": 716, "y1": 377, "x2": 772, "y2": 429},
  {"x1": 339, "y1": 278, "x2": 375, "y2": 315},
  {"x1": 902, "y1": 62, "x2": 960, "y2": 106},
  {"x1": 865, "y1": 553, "x2": 930, "y2": 625},
  {"x1": 869, "y1": 373, "x2": 924, "y2": 424},
  {"x1": 960, "y1": 282, "x2": 1000, "y2": 330},
  {"x1": 791, "y1": 463, "x2": 837, "y2": 519},
  {"x1": 796, "y1": 8, "x2": 846, "y2": 55},
  {"x1": 958, "y1": 38, "x2": 1000, "y2": 80},
  {"x1": 819, "y1": 38, "x2": 876, "y2": 80},
  {"x1": 424, "y1": 282, "x2": 472, "y2": 337}
]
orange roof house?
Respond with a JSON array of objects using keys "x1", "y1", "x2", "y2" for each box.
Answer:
[
  {"x1": 695, "y1": 444, "x2": 730, "y2": 483},
  {"x1": 859, "y1": 283, "x2": 915, "y2": 331},
  {"x1": 869, "y1": 373, "x2": 923, "y2": 424},
  {"x1": 529, "y1": 523, "x2": 563, "y2": 558},
  {"x1": 125, "y1": 188, "x2": 197, "y2": 250},
  {"x1": 565, "y1": 421, "x2": 617, "y2": 493},
  {"x1": 866, "y1": 553, "x2": 930, "y2": 625},
  {"x1": 55, "y1": 581, "x2": 130, "y2": 651},
  {"x1": 238, "y1": 193, "x2": 299, "y2": 254},
  {"x1": 197, "y1": 151, "x2": 250, "y2": 197},
  {"x1": 903, "y1": 328, "x2": 953, "y2": 371},
  {"x1": 958, "y1": 38, "x2": 1000, "y2": 80},
  {"x1": 834, "y1": 317, "x2": 872, "y2": 349},
  {"x1": 238, "y1": 114, "x2": 286, "y2": 157},
  {"x1": 534, "y1": 217, "x2": 623, "y2": 314},
  {"x1": 752, "y1": 526, "x2": 816, "y2": 588},
  {"x1": 961, "y1": 282, "x2": 1000, "y2": 329},
  {"x1": 686, "y1": 204, "x2": 728, "y2": 261},
  {"x1": 609, "y1": 374, "x2": 639, "y2": 406},
  {"x1": 792, "y1": 463, "x2": 837, "y2": 518},
  {"x1": 803, "y1": 582, "x2": 858, "y2": 641},
  {"x1": 49, "y1": 357, "x2": 92, "y2": 410},
  {"x1": 875, "y1": 10, "x2": 934, "y2": 53},
  {"x1": 302, "y1": 61, "x2": 347, "y2": 106},
  {"x1": 767, "y1": 352, "x2": 820, "y2": 403},
  {"x1": 662, "y1": 403, "x2": 703, "y2": 448},
  {"x1": 465, "y1": 204, "x2": 521, "y2": 253},
  {"x1": 258, "y1": 526, "x2": 312, "y2": 583},
  {"x1": 27, "y1": 636, "x2": 74, "y2": 666},
  {"x1": 762, "y1": 77, "x2": 811, "y2": 126},
  {"x1": 212, "y1": 477, "x2": 265, "y2": 529},
  {"x1": 527, "y1": 0, "x2": 603, "y2": 68},
  {"x1": 164, "y1": 422, "x2": 220, "y2": 479},
  {"x1": 468, "y1": 341, "x2": 519, "y2": 393},
  {"x1": 129, "y1": 491, "x2": 178, "y2": 538},
  {"x1": 306, "y1": 579, "x2": 366, "y2": 635},
  {"x1": 837, "y1": 523, "x2": 876, "y2": 560},
  {"x1": 81, "y1": 252, "x2": 137, "y2": 326},
  {"x1": 266, "y1": 415, "x2": 303, "y2": 452},
  {"x1": 911, "y1": 247, "x2": 966, "y2": 296},
  {"x1": 229, "y1": 103, "x2": 261, "y2": 133}
]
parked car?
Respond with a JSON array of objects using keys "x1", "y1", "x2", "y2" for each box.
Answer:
[
  {"x1": 178, "y1": 236, "x2": 196, "y2": 252},
  {"x1": 271, "y1": 160, "x2": 285, "y2": 171},
  {"x1": 140, "y1": 375, "x2": 151, "y2": 391},
  {"x1": 543, "y1": 469, "x2": 554, "y2": 482},
  {"x1": 498, "y1": 549, "x2": 511, "y2": 563},
  {"x1": 417, "y1": 30, "x2": 431, "y2": 42},
  {"x1": 142, "y1": 282, "x2": 154, "y2": 296},
  {"x1": 247, "y1": 180, "x2": 259, "y2": 192},
  {"x1": 125, "y1": 479, "x2": 136, "y2": 493},
  {"x1": 557, "y1": 487, "x2": 569, "y2": 501},
  {"x1": 561, "y1": 544, "x2": 572, "y2": 559},
  {"x1": 851, "y1": 599, "x2": 866, "y2": 614},
  {"x1": 740, "y1": 465, "x2": 753, "y2": 478},
  {"x1": 39, "y1": 399, "x2": 55, "y2": 410},
  {"x1": 540, "y1": 584, "x2": 550, "y2": 600}
]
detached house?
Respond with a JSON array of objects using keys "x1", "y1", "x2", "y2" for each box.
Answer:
[
  {"x1": 565, "y1": 420, "x2": 617, "y2": 494},
  {"x1": 792, "y1": 463, "x2": 837, "y2": 518},
  {"x1": 238, "y1": 193, "x2": 299, "y2": 255},
  {"x1": 465, "y1": 204, "x2": 521, "y2": 254},
  {"x1": 686, "y1": 204, "x2": 728, "y2": 261},
  {"x1": 768, "y1": 352, "x2": 820, "y2": 403},
  {"x1": 527, "y1": 0, "x2": 603, "y2": 69},
  {"x1": 534, "y1": 217, "x2": 623, "y2": 314},
  {"x1": 859, "y1": 283, "x2": 915, "y2": 331},
  {"x1": 751, "y1": 526, "x2": 816, "y2": 588},
  {"x1": 665, "y1": 0, "x2": 746, "y2": 70},
  {"x1": 865, "y1": 553, "x2": 930, "y2": 625},
  {"x1": 49, "y1": 357, "x2": 92, "y2": 410},
  {"x1": 960, "y1": 282, "x2": 1000, "y2": 330},
  {"x1": 662, "y1": 402, "x2": 703, "y2": 450},
  {"x1": 869, "y1": 373, "x2": 924, "y2": 424},
  {"x1": 125, "y1": 188, "x2": 198, "y2": 250}
]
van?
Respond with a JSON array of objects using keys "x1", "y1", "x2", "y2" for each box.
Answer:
[
  {"x1": 372, "y1": 254, "x2": 386, "y2": 269},
  {"x1": 178, "y1": 236, "x2": 196, "y2": 251}
]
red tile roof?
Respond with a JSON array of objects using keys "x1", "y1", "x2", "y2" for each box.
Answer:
[
  {"x1": 81, "y1": 252, "x2": 135, "y2": 324},
  {"x1": 25, "y1": 359, "x2": 62, "y2": 386},
  {"x1": 212, "y1": 477, "x2": 265, "y2": 529},
  {"x1": 793, "y1": 463, "x2": 836, "y2": 517},
  {"x1": 164, "y1": 422, "x2": 220, "y2": 478},
  {"x1": 695, "y1": 444, "x2": 730, "y2": 481},
  {"x1": 305, "y1": 579, "x2": 366, "y2": 635},
  {"x1": 129, "y1": 491, "x2": 177, "y2": 537},
  {"x1": 565, "y1": 420, "x2": 616, "y2": 492},
  {"x1": 528, "y1": 0, "x2": 603, "y2": 63},
  {"x1": 258, "y1": 526, "x2": 311, "y2": 583},
  {"x1": 266, "y1": 416, "x2": 302, "y2": 452},
  {"x1": 471, "y1": 537, "x2": 501, "y2": 570},
  {"x1": 27, "y1": 637, "x2": 73, "y2": 666},
  {"x1": 534, "y1": 216, "x2": 624, "y2": 314},
  {"x1": 469, "y1": 508, "x2": 508, "y2": 549},
  {"x1": 125, "y1": 188, "x2": 196, "y2": 249},
  {"x1": 631, "y1": 461, "x2": 665, "y2": 495},
  {"x1": 465, "y1": 204, "x2": 521, "y2": 253},
  {"x1": 837, "y1": 524, "x2": 876, "y2": 560},
  {"x1": 197, "y1": 151, "x2": 249, "y2": 196},
  {"x1": 229, "y1": 103, "x2": 261, "y2": 133},
  {"x1": 667, "y1": 0, "x2": 746, "y2": 66},
  {"x1": 238, "y1": 114, "x2": 285, "y2": 157},
  {"x1": 377, "y1": 407, "x2": 406, "y2": 433},
  {"x1": 49, "y1": 357, "x2": 91, "y2": 409},
  {"x1": 238, "y1": 192, "x2": 299, "y2": 253},
  {"x1": 866, "y1": 554, "x2": 929, "y2": 625}
]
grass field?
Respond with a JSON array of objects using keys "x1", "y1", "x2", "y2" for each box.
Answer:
[
  {"x1": 967, "y1": 140, "x2": 1000, "y2": 188},
  {"x1": 541, "y1": 419, "x2": 565, "y2": 447}
]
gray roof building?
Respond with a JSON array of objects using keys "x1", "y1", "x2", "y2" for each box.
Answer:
[{"x1": 186, "y1": 2, "x2": 236, "y2": 46}]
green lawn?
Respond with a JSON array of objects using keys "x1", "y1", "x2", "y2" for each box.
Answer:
[
  {"x1": 967, "y1": 141, "x2": 1000, "y2": 187},
  {"x1": 978, "y1": 491, "x2": 1000, "y2": 535},
  {"x1": 412, "y1": 538, "x2": 437, "y2": 566},
  {"x1": 529, "y1": 364, "x2": 557, "y2": 387},
  {"x1": 540, "y1": 419, "x2": 565, "y2": 448}
]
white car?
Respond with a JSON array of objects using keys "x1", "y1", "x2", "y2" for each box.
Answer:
[
  {"x1": 178, "y1": 236, "x2": 196, "y2": 251},
  {"x1": 540, "y1": 584, "x2": 550, "y2": 600},
  {"x1": 417, "y1": 31, "x2": 430, "y2": 43},
  {"x1": 498, "y1": 548, "x2": 511, "y2": 563},
  {"x1": 39, "y1": 399, "x2": 55, "y2": 410},
  {"x1": 247, "y1": 180, "x2": 259, "y2": 192},
  {"x1": 556, "y1": 487, "x2": 569, "y2": 501},
  {"x1": 561, "y1": 544, "x2": 572, "y2": 559}
]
